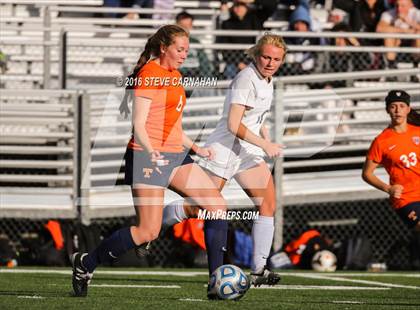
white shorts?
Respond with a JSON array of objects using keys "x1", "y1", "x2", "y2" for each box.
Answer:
[{"x1": 198, "y1": 142, "x2": 265, "y2": 180}]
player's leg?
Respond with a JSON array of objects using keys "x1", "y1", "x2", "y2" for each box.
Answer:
[
  {"x1": 234, "y1": 161, "x2": 280, "y2": 286},
  {"x1": 169, "y1": 162, "x2": 228, "y2": 276},
  {"x1": 72, "y1": 185, "x2": 164, "y2": 297},
  {"x1": 169, "y1": 163, "x2": 229, "y2": 299},
  {"x1": 71, "y1": 185, "x2": 164, "y2": 297},
  {"x1": 383, "y1": 38, "x2": 400, "y2": 68},
  {"x1": 162, "y1": 170, "x2": 227, "y2": 228},
  {"x1": 139, "y1": 157, "x2": 228, "y2": 257}
]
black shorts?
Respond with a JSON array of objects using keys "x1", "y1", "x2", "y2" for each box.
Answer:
[
  {"x1": 396, "y1": 201, "x2": 420, "y2": 228},
  {"x1": 124, "y1": 148, "x2": 194, "y2": 187}
]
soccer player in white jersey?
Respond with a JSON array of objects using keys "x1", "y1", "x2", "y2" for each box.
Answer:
[{"x1": 152, "y1": 34, "x2": 288, "y2": 290}]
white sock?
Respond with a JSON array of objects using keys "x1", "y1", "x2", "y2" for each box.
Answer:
[
  {"x1": 162, "y1": 199, "x2": 187, "y2": 228},
  {"x1": 251, "y1": 215, "x2": 274, "y2": 273}
]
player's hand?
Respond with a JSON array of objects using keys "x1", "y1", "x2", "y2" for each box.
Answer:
[
  {"x1": 149, "y1": 150, "x2": 169, "y2": 166},
  {"x1": 262, "y1": 141, "x2": 283, "y2": 158},
  {"x1": 196, "y1": 147, "x2": 215, "y2": 160},
  {"x1": 388, "y1": 184, "x2": 404, "y2": 198}
]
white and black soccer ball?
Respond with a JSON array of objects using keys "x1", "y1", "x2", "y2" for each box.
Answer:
[
  {"x1": 311, "y1": 250, "x2": 337, "y2": 272},
  {"x1": 208, "y1": 264, "x2": 250, "y2": 300}
]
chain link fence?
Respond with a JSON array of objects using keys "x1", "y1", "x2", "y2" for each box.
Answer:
[{"x1": 0, "y1": 198, "x2": 414, "y2": 269}]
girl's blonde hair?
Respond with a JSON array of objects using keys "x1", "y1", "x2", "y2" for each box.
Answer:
[{"x1": 246, "y1": 33, "x2": 288, "y2": 62}]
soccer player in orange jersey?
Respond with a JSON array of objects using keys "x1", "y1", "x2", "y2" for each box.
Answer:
[
  {"x1": 362, "y1": 90, "x2": 420, "y2": 230},
  {"x1": 71, "y1": 25, "x2": 228, "y2": 297}
]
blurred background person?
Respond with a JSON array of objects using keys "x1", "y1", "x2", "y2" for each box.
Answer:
[
  {"x1": 376, "y1": 0, "x2": 420, "y2": 69},
  {"x1": 176, "y1": 11, "x2": 215, "y2": 80},
  {"x1": 283, "y1": 4, "x2": 325, "y2": 76},
  {"x1": 216, "y1": 0, "x2": 276, "y2": 79}
]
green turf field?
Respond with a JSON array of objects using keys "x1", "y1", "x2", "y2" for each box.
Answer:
[{"x1": 0, "y1": 268, "x2": 419, "y2": 310}]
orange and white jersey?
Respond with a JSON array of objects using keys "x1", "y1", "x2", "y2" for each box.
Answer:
[
  {"x1": 128, "y1": 61, "x2": 186, "y2": 153},
  {"x1": 367, "y1": 124, "x2": 420, "y2": 209}
]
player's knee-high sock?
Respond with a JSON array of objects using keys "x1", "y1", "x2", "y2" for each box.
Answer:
[
  {"x1": 204, "y1": 219, "x2": 228, "y2": 275},
  {"x1": 82, "y1": 226, "x2": 136, "y2": 273},
  {"x1": 162, "y1": 199, "x2": 187, "y2": 228},
  {"x1": 251, "y1": 215, "x2": 274, "y2": 273}
]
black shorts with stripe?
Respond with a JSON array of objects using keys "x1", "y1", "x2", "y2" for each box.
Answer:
[
  {"x1": 124, "y1": 148, "x2": 194, "y2": 187},
  {"x1": 396, "y1": 201, "x2": 420, "y2": 228}
]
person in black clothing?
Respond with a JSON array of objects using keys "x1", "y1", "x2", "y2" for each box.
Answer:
[
  {"x1": 216, "y1": 0, "x2": 276, "y2": 79},
  {"x1": 333, "y1": 0, "x2": 388, "y2": 46}
]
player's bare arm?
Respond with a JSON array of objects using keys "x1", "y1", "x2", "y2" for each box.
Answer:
[
  {"x1": 228, "y1": 103, "x2": 282, "y2": 158},
  {"x1": 362, "y1": 158, "x2": 404, "y2": 198},
  {"x1": 132, "y1": 96, "x2": 166, "y2": 163},
  {"x1": 182, "y1": 132, "x2": 215, "y2": 160},
  {"x1": 259, "y1": 123, "x2": 271, "y2": 141}
]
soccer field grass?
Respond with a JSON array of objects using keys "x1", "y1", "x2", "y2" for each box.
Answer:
[{"x1": 0, "y1": 268, "x2": 419, "y2": 310}]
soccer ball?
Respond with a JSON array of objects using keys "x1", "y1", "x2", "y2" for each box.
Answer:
[
  {"x1": 208, "y1": 264, "x2": 250, "y2": 300},
  {"x1": 311, "y1": 250, "x2": 337, "y2": 272}
]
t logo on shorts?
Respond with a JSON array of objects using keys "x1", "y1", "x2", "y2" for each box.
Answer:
[
  {"x1": 408, "y1": 211, "x2": 418, "y2": 221},
  {"x1": 143, "y1": 168, "x2": 153, "y2": 178}
]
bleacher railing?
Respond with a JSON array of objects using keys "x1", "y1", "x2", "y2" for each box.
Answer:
[
  {"x1": 0, "y1": 89, "x2": 81, "y2": 219},
  {"x1": 271, "y1": 70, "x2": 419, "y2": 249}
]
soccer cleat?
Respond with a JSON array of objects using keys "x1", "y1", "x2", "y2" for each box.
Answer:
[
  {"x1": 207, "y1": 284, "x2": 219, "y2": 300},
  {"x1": 135, "y1": 241, "x2": 151, "y2": 258},
  {"x1": 71, "y1": 252, "x2": 93, "y2": 297},
  {"x1": 250, "y1": 266, "x2": 281, "y2": 287}
]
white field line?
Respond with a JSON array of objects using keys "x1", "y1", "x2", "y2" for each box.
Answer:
[
  {"x1": 291, "y1": 274, "x2": 420, "y2": 290},
  {"x1": 0, "y1": 269, "x2": 207, "y2": 277},
  {"x1": 179, "y1": 298, "x2": 205, "y2": 302},
  {"x1": 91, "y1": 284, "x2": 180, "y2": 289},
  {"x1": 1, "y1": 269, "x2": 419, "y2": 278},
  {"x1": 332, "y1": 301, "x2": 364, "y2": 304},
  {"x1": 255, "y1": 285, "x2": 389, "y2": 290},
  {"x1": 202, "y1": 283, "x2": 389, "y2": 290},
  {"x1": 17, "y1": 295, "x2": 44, "y2": 299},
  {"x1": 299, "y1": 272, "x2": 420, "y2": 278}
]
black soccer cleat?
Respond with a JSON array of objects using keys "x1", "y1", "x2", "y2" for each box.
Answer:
[
  {"x1": 207, "y1": 284, "x2": 220, "y2": 300},
  {"x1": 135, "y1": 241, "x2": 151, "y2": 258},
  {"x1": 250, "y1": 266, "x2": 281, "y2": 287},
  {"x1": 71, "y1": 252, "x2": 93, "y2": 297}
]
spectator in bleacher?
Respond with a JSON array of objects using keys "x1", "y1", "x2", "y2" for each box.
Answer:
[
  {"x1": 362, "y1": 90, "x2": 420, "y2": 232},
  {"x1": 103, "y1": 0, "x2": 153, "y2": 19},
  {"x1": 327, "y1": 23, "x2": 372, "y2": 86},
  {"x1": 333, "y1": 0, "x2": 388, "y2": 46},
  {"x1": 376, "y1": 0, "x2": 420, "y2": 69},
  {"x1": 327, "y1": 7, "x2": 348, "y2": 26},
  {"x1": 216, "y1": 0, "x2": 277, "y2": 79},
  {"x1": 278, "y1": 0, "x2": 310, "y2": 7},
  {"x1": 283, "y1": 4, "x2": 325, "y2": 75},
  {"x1": 176, "y1": 11, "x2": 214, "y2": 79},
  {"x1": 152, "y1": 0, "x2": 174, "y2": 22}
]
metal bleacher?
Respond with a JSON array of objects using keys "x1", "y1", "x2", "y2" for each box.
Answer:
[{"x1": 0, "y1": 89, "x2": 79, "y2": 218}]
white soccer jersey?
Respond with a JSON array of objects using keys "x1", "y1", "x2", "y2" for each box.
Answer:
[{"x1": 205, "y1": 62, "x2": 273, "y2": 161}]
